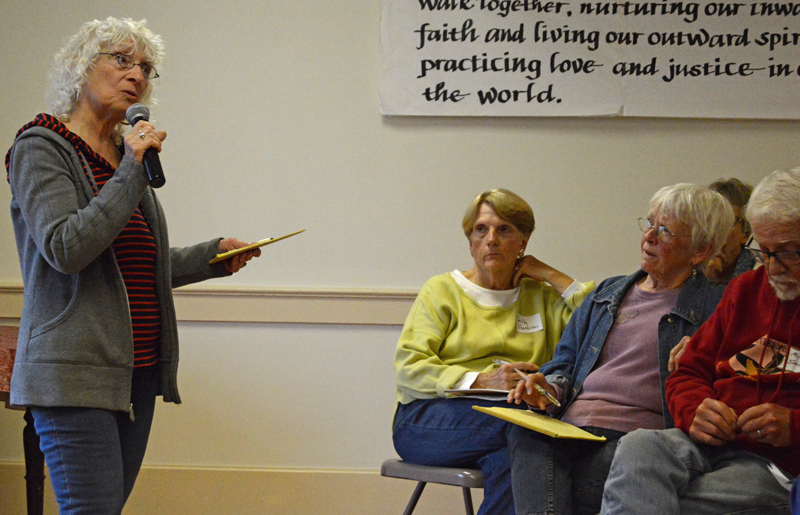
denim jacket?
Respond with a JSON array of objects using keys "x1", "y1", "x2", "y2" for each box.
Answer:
[{"x1": 540, "y1": 269, "x2": 726, "y2": 429}]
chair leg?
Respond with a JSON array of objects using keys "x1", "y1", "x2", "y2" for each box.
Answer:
[
  {"x1": 462, "y1": 487, "x2": 474, "y2": 515},
  {"x1": 401, "y1": 481, "x2": 427, "y2": 515},
  {"x1": 23, "y1": 408, "x2": 44, "y2": 515}
]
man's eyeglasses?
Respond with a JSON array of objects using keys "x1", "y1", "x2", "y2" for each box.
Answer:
[
  {"x1": 98, "y1": 53, "x2": 159, "y2": 79},
  {"x1": 745, "y1": 237, "x2": 800, "y2": 267},
  {"x1": 638, "y1": 218, "x2": 689, "y2": 242}
]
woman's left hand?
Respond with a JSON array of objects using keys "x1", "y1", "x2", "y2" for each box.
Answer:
[
  {"x1": 218, "y1": 237, "x2": 262, "y2": 274},
  {"x1": 473, "y1": 362, "x2": 538, "y2": 390},
  {"x1": 513, "y1": 255, "x2": 574, "y2": 294}
]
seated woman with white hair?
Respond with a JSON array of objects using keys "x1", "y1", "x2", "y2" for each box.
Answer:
[{"x1": 506, "y1": 183, "x2": 735, "y2": 515}]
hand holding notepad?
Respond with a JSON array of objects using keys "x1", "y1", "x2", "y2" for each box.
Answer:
[{"x1": 209, "y1": 229, "x2": 305, "y2": 264}]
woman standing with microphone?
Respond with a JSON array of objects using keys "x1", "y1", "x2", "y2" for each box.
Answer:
[{"x1": 6, "y1": 17, "x2": 259, "y2": 513}]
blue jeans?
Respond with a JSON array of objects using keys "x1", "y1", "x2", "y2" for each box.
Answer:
[
  {"x1": 508, "y1": 423, "x2": 625, "y2": 515},
  {"x1": 600, "y1": 428, "x2": 792, "y2": 515},
  {"x1": 792, "y1": 477, "x2": 799, "y2": 514},
  {"x1": 31, "y1": 367, "x2": 159, "y2": 515},
  {"x1": 393, "y1": 397, "x2": 528, "y2": 515}
]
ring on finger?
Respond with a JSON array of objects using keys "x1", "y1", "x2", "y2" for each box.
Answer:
[
  {"x1": 139, "y1": 131, "x2": 146, "y2": 140},
  {"x1": 757, "y1": 429, "x2": 762, "y2": 438}
]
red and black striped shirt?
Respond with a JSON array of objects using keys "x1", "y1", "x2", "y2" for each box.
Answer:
[{"x1": 8, "y1": 115, "x2": 161, "y2": 368}]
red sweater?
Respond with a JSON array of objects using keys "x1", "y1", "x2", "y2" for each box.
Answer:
[{"x1": 666, "y1": 266, "x2": 800, "y2": 476}]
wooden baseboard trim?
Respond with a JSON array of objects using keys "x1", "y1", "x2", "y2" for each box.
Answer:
[
  {"x1": 0, "y1": 462, "x2": 481, "y2": 515},
  {"x1": 0, "y1": 283, "x2": 416, "y2": 326}
]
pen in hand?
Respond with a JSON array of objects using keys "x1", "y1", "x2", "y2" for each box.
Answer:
[
  {"x1": 492, "y1": 359, "x2": 560, "y2": 407},
  {"x1": 512, "y1": 368, "x2": 562, "y2": 408},
  {"x1": 492, "y1": 358, "x2": 537, "y2": 371}
]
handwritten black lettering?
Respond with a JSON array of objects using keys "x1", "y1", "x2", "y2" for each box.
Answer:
[
  {"x1": 550, "y1": 52, "x2": 601, "y2": 73},
  {"x1": 418, "y1": 0, "x2": 475, "y2": 11},
  {"x1": 661, "y1": 58, "x2": 763, "y2": 82},
  {"x1": 477, "y1": 82, "x2": 558, "y2": 103},
  {"x1": 754, "y1": 28, "x2": 800, "y2": 51},
  {"x1": 579, "y1": 2, "x2": 700, "y2": 23},
  {"x1": 485, "y1": 23, "x2": 526, "y2": 43},
  {"x1": 612, "y1": 57, "x2": 658, "y2": 76},
  {"x1": 702, "y1": 2, "x2": 745, "y2": 17},
  {"x1": 415, "y1": 20, "x2": 480, "y2": 50},
  {"x1": 768, "y1": 60, "x2": 794, "y2": 77},
  {"x1": 480, "y1": 0, "x2": 569, "y2": 17},
  {"x1": 422, "y1": 82, "x2": 471, "y2": 101},
  {"x1": 531, "y1": 21, "x2": 600, "y2": 51},
  {"x1": 418, "y1": 52, "x2": 542, "y2": 79},
  {"x1": 749, "y1": 2, "x2": 800, "y2": 16},
  {"x1": 647, "y1": 29, "x2": 750, "y2": 47},
  {"x1": 605, "y1": 31, "x2": 644, "y2": 45}
]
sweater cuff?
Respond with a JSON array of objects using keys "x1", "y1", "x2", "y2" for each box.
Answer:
[
  {"x1": 561, "y1": 280, "x2": 584, "y2": 299},
  {"x1": 452, "y1": 371, "x2": 479, "y2": 390}
]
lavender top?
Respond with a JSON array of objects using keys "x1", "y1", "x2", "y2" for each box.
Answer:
[{"x1": 562, "y1": 283, "x2": 681, "y2": 432}]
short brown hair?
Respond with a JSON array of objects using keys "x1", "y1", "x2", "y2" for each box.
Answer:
[
  {"x1": 462, "y1": 189, "x2": 535, "y2": 238},
  {"x1": 709, "y1": 178, "x2": 753, "y2": 234}
]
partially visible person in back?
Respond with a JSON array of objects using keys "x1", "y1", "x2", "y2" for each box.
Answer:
[{"x1": 704, "y1": 178, "x2": 756, "y2": 285}]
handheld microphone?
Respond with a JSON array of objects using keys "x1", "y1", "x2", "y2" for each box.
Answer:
[{"x1": 126, "y1": 103, "x2": 166, "y2": 188}]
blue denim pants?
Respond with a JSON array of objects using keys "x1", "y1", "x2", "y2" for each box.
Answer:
[
  {"x1": 393, "y1": 397, "x2": 528, "y2": 515},
  {"x1": 508, "y1": 423, "x2": 625, "y2": 515},
  {"x1": 600, "y1": 428, "x2": 792, "y2": 515},
  {"x1": 30, "y1": 367, "x2": 159, "y2": 515}
]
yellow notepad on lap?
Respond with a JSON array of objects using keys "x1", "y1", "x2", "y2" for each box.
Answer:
[{"x1": 473, "y1": 406, "x2": 606, "y2": 441}]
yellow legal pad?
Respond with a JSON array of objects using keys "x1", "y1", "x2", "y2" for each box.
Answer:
[
  {"x1": 473, "y1": 406, "x2": 606, "y2": 441},
  {"x1": 209, "y1": 229, "x2": 305, "y2": 264}
]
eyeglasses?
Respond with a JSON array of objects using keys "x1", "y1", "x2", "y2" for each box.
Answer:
[
  {"x1": 98, "y1": 53, "x2": 159, "y2": 79},
  {"x1": 638, "y1": 218, "x2": 689, "y2": 242},
  {"x1": 745, "y1": 237, "x2": 800, "y2": 267}
]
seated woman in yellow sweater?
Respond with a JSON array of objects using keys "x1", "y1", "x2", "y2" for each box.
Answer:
[{"x1": 393, "y1": 188, "x2": 595, "y2": 515}]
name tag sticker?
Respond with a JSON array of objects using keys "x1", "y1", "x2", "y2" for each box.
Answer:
[
  {"x1": 730, "y1": 335, "x2": 800, "y2": 376},
  {"x1": 517, "y1": 313, "x2": 543, "y2": 333}
]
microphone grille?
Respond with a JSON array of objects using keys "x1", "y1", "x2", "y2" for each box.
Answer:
[{"x1": 126, "y1": 103, "x2": 150, "y2": 125}]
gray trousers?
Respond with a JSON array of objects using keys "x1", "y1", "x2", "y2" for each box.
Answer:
[{"x1": 600, "y1": 428, "x2": 791, "y2": 515}]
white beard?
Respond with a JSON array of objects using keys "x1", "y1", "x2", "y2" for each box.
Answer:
[{"x1": 769, "y1": 275, "x2": 800, "y2": 301}]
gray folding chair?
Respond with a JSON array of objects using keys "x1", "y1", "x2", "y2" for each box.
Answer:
[{"x1": 381, "y1": 459, "x2": 484, "y2": 515}]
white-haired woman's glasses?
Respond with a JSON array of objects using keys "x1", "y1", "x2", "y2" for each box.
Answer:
[
  {"x1": 97, "y1": 52, "x2": 159, "y2": 79},
  {"x1": 638, "y1": 217, "x2": 689, "y2": 242}
]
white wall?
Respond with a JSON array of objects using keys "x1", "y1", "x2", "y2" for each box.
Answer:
[
  {"x1": 144, "y1": 322, "x2": 400, "y2": 469},
  {"x1": 1, "y1": 0, "x2": 798, "y2": 481}
]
